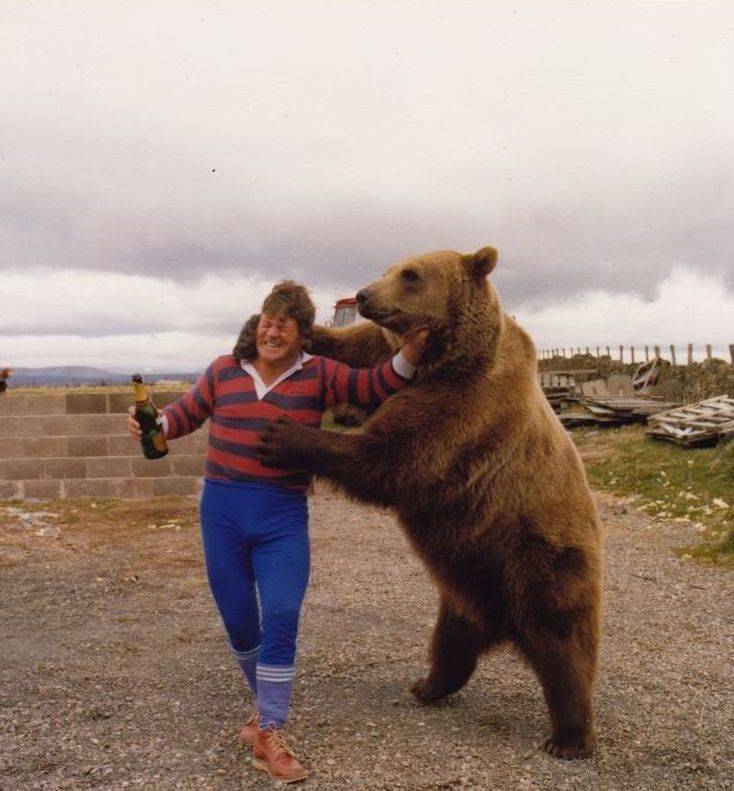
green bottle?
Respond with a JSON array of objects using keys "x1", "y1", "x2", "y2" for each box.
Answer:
[{"x1": 132, "y1": 374, "x2": 168, "y2": 460}]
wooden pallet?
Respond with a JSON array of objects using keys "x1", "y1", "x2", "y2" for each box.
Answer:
[
  {"x1": 559, "y1": 392, "x2": 678, "y2": 428},
  {"x1": 646, "y1": 395, "x2": 734, "y2": 446}
]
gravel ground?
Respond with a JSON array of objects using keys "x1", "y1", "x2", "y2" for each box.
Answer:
[{"x1": 1, "y1": 488, "x2": 732, "y2": 790}]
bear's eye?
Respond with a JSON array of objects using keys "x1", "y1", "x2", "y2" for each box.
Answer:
[{"x1": 401, "y1": 268, "x2": 419, "y2": 283}]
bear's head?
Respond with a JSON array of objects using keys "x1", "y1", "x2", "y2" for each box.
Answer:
[{"x1": 356, "y1": 246, "x2": 501, "y2": 372}]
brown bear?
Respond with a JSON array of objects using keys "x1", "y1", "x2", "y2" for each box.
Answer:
[{"x1": 257, "y1": 247, "x2": 603, "y2": 759}]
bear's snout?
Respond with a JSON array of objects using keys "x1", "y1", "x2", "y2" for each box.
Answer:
[{"x1": 356, "y1": 287, "x2": 372, "y2": 307}]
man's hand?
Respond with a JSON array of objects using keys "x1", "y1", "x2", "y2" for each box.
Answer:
[
  {"x1": 401, "y1": 327, "x2": 430, "y2": 366},
  {"x1": 256, "y1": 416, "x2": 314, "y2": 468}
]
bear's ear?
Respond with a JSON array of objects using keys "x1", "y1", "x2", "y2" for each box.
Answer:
[{"x1": 461, "y1": 246, "x2": 498, "y2": 281}]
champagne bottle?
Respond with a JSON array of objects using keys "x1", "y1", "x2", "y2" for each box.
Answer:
[{"x1": 132, "y1": 374, "x2": 168, "y2": 459}]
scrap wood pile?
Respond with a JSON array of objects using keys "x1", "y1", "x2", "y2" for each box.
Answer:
[
  {"x1": 539, "y1": 371, "x2": 581, "y2": 413},
  {"x1": 558, "y1": 374, "x2": 678, "y2": 428},
  {"x1": 646, "y1": 395, "x2": 734, "y2": 447}
]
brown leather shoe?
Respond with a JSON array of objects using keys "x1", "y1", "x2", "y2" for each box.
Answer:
[
  {"x1": 237, "y1": 710, "x2": 259, "y2": 746},
  {"x1": 252, "y1": 726, "x2": 308, "y2": 783}
]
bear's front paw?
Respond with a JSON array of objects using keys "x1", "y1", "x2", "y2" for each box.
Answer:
[
  {"x1": 409, "y1": 678, "x2": 444, "y2": 705},
  {"x1": 541, "y1": 728, "x2": 596, "y2": 760}
]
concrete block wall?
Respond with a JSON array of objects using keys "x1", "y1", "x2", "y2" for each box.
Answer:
[{"x1": 0, "y1": 391, "x2": 207, "y2": 500}]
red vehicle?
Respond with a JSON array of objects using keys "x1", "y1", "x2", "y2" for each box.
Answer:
[
  {"x1": 328, "y1": 299, "x2": 372, "y2": 426},
  {"x1": 331, "y1": 297, "x2": 364, "y2": 328}
]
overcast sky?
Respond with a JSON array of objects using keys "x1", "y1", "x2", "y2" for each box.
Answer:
[{"x1": 2, "y1": 1, "x2": 733, "y2": 370}]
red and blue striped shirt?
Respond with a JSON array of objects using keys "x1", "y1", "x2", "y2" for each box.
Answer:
[{"x1": 162, "y1": 353, "x2": 410, "y2": 490}]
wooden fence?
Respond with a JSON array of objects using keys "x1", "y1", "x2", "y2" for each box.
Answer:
[{"x1": 538, "y1": 343, "x2": 734, "y2": 366}]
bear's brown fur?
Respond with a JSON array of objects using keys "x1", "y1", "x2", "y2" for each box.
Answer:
[{"x1": 258, "y1": 247, "x2": 603, "y2": 759}]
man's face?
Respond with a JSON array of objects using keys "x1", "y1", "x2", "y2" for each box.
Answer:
[{"x1": 255, "y1": 312, "x2": 302, "y2": 366}]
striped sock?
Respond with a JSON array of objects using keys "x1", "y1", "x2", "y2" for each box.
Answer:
[
  {"x1": 231, "y1": 644, "x2": 260, "y2": 694},
  {"x1": 256, "y1": 663, "x2": 295, "y2": 729}
]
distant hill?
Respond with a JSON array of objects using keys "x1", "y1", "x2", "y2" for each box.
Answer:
[{"x1": 7, "y1": 366, "x2": 199, "y2": 388}]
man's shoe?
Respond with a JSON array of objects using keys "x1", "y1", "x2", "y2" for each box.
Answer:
[
  {"x1": 237, "y1": 710, "x2": 259, "y2": 746},
  {"x1": 252, "y1": 726, "x2": 308, "y2": 783}
]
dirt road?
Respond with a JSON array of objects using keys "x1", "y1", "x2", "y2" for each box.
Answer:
[{"x1": 1, "y1": 490, "x2": 732, "y2": 789}]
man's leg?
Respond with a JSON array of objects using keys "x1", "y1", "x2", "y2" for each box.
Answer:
[
  {"x1": 200, "y1": 482, "x2": 261, "y2": 693},
  {"x1": 251, "y1": 495, "x2": 310, "y2": 729}
]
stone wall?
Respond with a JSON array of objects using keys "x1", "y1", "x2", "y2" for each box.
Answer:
[{"x1": 0, "y1": 391, "x2": 207, "y2": 500}]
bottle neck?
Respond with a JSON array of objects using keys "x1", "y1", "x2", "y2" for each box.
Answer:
[{"x1": 133, "y1": 381, "x2": 148, "y2": 403}]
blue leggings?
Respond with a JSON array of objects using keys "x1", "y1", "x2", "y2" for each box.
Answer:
[{"x1": 199, "y1": 479, "x2": 309, "y2": 726}]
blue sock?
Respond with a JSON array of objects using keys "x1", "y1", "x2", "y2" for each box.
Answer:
[
  {"x1": 231, "y1": 644, "x2": 260, "y2": 694},
  {"x1": 257, "y1": 663, "x2": 295, "y2": 728}
]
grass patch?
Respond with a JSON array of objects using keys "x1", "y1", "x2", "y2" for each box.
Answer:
[{"x1": 573, "y1": 425, "x2": 734, "y2": 568}]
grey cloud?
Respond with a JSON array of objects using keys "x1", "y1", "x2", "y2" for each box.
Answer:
[{"x1": 4, "y1": 178, "x2": 732, "y2": 317}]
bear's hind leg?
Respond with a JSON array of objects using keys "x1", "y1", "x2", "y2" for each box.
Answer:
[
  {"x1": 522, "y1": 622, "x2": 598, "y2": 760},
  {"x1": 410, "y1": 597, "x2": 488, "y2": 704}
]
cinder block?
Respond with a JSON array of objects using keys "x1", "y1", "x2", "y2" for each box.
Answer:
[
  {"x1": 194, "y1": 436, "x2": 210, "y2": 455},
  {"x1": 76, "y1": 414, "x2": 128, "y2": 436},
  {"x1": 169, "y1": 434, "x2": 196, "y2": 453},
  {"x1": 2, "y1": 458, "x2": 44, "y2": 480},
  {"x1": 0, "y1": 396, "x2": 24, "y2": 416},
  {"x1": 108, "y1": 392, "x2": 133, "y2": 414},
  {"x1": 68, "y1": 436, "x2": 108, "y2": 457},
  {"x1": 152, "y1": 391, "x2": 188, "y2": 408},
  {"x1": 118, "y1": 478, "x2": 156, "y2": 499},
  {"x1": 0, "y1": 480, "x2": 21, "y2": 499},
  {"x1": 45, "y1": 414, "x2": 125, "y2": 436},
  {"x1": 152, "y1": 476, "x2": 200, "y2": 496},
  {"x1": 23, "y1": 479, "x2": 63, "y2": 500},
  {"x1": 65, "y1": 478, "x2": 121, "y2": 498},
  {"x1": 171, "y1": 455, "x2": 206, "y2": 477},
  {"x1": 43, "y1": 416, "x2": 77, "y2": 436},
  {"x1": 23, "y1": 436, "x2": 69, "y2": 458},
  {"x1": 44, "y1": 458, "x2": 87, "y2": 479},
  {"x1": 0, "y1": 437, "x2": 25, "y2": 459},
  {"x1": 132, "y1": 456, "x2": 172, "y2": 477},
  {"x1": 86, "y1": 457, "x2": 132, "y2": 478},
  {"x1": 66, "y1": 393, "x2": 107, "y2": 414},
  {"x1": 23, "y1": 394, "x2": 67, "y2": 415},
  {"x1": 0, "y1": 416, "x2": 45, "y2": 437},
  {"x1": 108, "y1": 435, "x2": 140, "y2": 456}
]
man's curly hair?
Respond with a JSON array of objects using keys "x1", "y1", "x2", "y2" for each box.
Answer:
[{"x1": 232, "y1": 280, "x2": 316, "y2": 361}]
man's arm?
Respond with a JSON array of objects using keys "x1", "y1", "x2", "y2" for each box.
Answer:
[
  {"x1": 159, "y1": 364, "x2": 216, "y2": 439},
  {"x1": 323, "y1": 328, "x2": 428, "y2": 406}
]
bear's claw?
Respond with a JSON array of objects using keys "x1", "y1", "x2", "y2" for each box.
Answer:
[
  {"x1": 409, "y1": 678, "x2": 445, "y2": 705},
  {"x1": 540, "y1": 734, "x2": 595, "y2": 760}
]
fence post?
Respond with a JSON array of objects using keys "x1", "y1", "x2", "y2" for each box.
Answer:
[
  {"x1": 687, "y1": 343, "x2": 693, "y2": 365},
  {"x1": 606, "y1": 346, "x2": 610, "y2": 358},
  {"x1": 645, "y1": 345, "x2": 649, "y2": 362},
  {"x1": 670, "y1": 344, "x2": 677, "y2": 367},
  {"x1": 654, "y1": 345, "x2": 661, "y2": 359},
  {"x1": 596, "y1": 346, "x2": 600, "y2": 358},
  {"x1": 706, "y1": 344, "x2": 712, "y2": 361},
  {"x1": 619, "y1": 345, "x2": 624, "y2": 363},
  {"x1": 729, "y1": 344, "x2": 734, "y2": 366},
  {"x1": 631, "y1": 346, "x2": 635, "y2": 364}
]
